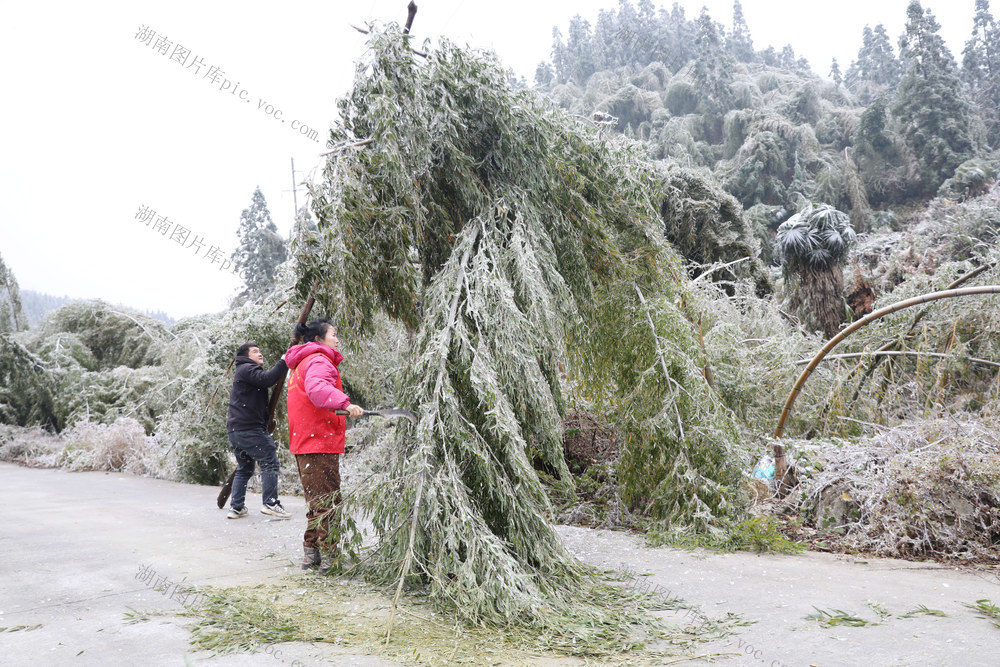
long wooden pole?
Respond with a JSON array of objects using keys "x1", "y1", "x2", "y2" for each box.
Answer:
[
  {"x1": 266, "y1": 294, "x2": 316, "y2": 430},
  {"x1": 772, "y1": 285, "x2": 1000, "y2": 494}
]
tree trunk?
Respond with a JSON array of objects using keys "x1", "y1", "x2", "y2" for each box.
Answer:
[{"x1": 801, "y1": 264, "x2": 845, "y2": 339}]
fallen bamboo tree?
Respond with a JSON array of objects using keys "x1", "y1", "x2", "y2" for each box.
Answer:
[
  {"x1": 812, "y1": 260, "x2": 999, "y2": 429},
  {"x1": 772, "y1": 285, "x2": 1000, "y2": 494},
  {"x1": 295, "y1": 24, "x2": 752, "y2": 644}
]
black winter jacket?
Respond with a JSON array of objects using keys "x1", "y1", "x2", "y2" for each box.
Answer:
[{"x1": 226, "y1": 357, "x2": 287, "y2": 433}]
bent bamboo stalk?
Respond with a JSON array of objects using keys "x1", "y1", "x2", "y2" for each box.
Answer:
[
  {"x1": 772, "y1": 285, "x2": 1000, "y2": 493},
  {"x1": 794, "y1": 350, "x2": 1000, "y2": 369}
]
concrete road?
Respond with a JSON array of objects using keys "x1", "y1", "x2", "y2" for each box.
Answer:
[
  {"x1": 0, "y1": 463, "x2": 393, "y2": 667},
  {"x1": 3, "y1": 462, "x2": 1000, "y2": 666},
  {"x1": 556, "y1": 526, "x2": 1000, "y2": 666}
]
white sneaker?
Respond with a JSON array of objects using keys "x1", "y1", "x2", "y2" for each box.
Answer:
[
  {"x1": 227, "y1": 506, "x2": 248, "y2": 519},
  {"x1": 261, "y1": 502, "x2": 291, "y2": 519}
]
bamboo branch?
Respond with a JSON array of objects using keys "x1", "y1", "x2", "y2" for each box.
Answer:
[
  {"x1": 349, "y1": 13, "x2": 428, "y2": 59},
  {"x1": 835, "y1": 415, "x2": 890, "y2": 431},
  {"x1": 847, "y1": 261, "x2": 996, "y2": 395},
  {"x1": 691, "y1": 256, "x2": 750, "y2": 283},
  {"x1": 386, "y1": 228, "x2": 479, "y2": 644},
  {"x1": 319, "y1": 138, "x2": 374, "y2": 157},
  {"x1": 108, "y1": 308, "x2": 177, "y2": 341},
  {"x1": 634, "y1": 284, "x2": 684, "y2": 440}
]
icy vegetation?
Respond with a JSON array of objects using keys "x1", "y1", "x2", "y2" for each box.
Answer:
[{"x1": 3, "y1": 4, "x2": 1000, "y2": 648}]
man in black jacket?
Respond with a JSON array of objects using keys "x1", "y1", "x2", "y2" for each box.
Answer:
[{"x1": 226, "y1": 341, "x2": 291, "y2": 519}]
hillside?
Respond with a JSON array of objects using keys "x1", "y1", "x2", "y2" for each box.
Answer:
[
  {"x1": 19, "y1": 290, "x2": 176, "y2": 328},
  {"x1": 536, "y1": 0, "x2": 998, "y2": 243}
]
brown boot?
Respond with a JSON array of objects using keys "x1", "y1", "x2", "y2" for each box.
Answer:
[{"x1": 301, "y1": 546, "x2": 320, "y2": 570}]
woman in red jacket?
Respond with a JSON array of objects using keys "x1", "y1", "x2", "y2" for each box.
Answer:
[{"x1": 284, "y1": 319, "x2": 364, "y2": 571}]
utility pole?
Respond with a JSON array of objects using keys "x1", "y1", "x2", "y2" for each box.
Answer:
[{"x1": 286, "y1": 157, "x2": 306, "y2": 239}]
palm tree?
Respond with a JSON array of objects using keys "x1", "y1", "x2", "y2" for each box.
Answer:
[{"x1": 776, "y1": 202, "x2": 856, "y2": 338}]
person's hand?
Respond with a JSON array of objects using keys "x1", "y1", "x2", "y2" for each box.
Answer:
[
  {"x1": 281, "y1": 353, "x2": 286, "y2": 361},
  {"x1": 346, "y1": 403, "x2": 365, "y2": 419}
]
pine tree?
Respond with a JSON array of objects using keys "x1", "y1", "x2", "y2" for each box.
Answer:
[
  {"x1": 892, "y1": 1, "x2": 973, "y2": 194},
  {"x1": 846, "y1": 25, "x2": 901, "y2": 104},
  {"x1": 830, "y1": 58, "x2": 843, "y2": 86},
  {"x1": 727, "y1": 0, "x2": 755, "y2": 63},
  {"x1": 962, "y1": 0, "x2": 997, "y2": 84},
  {"x1": 231, "y1": 187, "x2": 288, "y2": 300},
  {"x1": 962, "y1": 0, "x2": 1000, "y2": 146},
  {"x1": 0, "y1": 251, "x2": 26, "y2": 332}
]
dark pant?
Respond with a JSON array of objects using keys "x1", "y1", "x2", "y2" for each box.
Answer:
[
  {"x1": 295, "y1": 453, "x2": 341, "y2": 552},
  {"x1": 228, "y1": 428, "x2": 280, "y2": 509}
]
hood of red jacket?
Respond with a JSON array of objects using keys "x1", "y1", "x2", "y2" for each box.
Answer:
[{"x1": 284, "y1": 342, "x2": 343, "y2": 369}]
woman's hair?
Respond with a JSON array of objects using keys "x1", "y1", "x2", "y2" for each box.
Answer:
[{"x1": 294, "y1": 318, "x2": 334, "y2": 343}]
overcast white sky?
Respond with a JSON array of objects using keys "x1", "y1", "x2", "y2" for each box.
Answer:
[{"x1": 0, "y1": 0, "x2": 980, "y2": 320}]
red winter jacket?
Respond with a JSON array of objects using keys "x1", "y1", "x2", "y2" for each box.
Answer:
[{"x1": 284, "y1": 342, "x2": 351, "y2": 454}]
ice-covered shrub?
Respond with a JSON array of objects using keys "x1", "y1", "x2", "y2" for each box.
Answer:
[
  {"x1": 937, "y1": 158, "x2": 997, "y2": 201},
  {"x1": 59, "y1": 417, "x2": 159, "y2": 475},
  {"x1": 0, "y1": 424, "x2": 63, "y2": 466},
  {"x1": 791, "y1": 418, "x2": 1000, "y2": 559},
  {"x1": 41, "y1": 300, "x2": 170, "y2": 370}
]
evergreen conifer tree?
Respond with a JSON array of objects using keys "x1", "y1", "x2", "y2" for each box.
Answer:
[
  {"x1": 692, "y1": 9, "x2": 735, "y2": 142},
  {"x1": 231, "y1": 187, "x2": 288, "y2": 301},
  {"x1": 565, "y1": 15, "x2": 595, "y2": 84},
  {"x1": 533, "y1": 61, "x2": 554, "y2": 87},
  {"x1": 665, "y1": 3, "x2": 696, "y2": 69},
  {"x1": 0, "y1": 251, "x2": 26, "y2": 332},
  {"x1": 727, "y1": 0, "x2": 755, "y2": 63},
  {"x1": 892, "y1": 1, "x2": 973, "y2": 194},
  {"x1": 962, "y1": 0, "x2": 1000, "y2": 146},
  {"x1": 830, "y1": 58, "x2": 843, "y2": 86},
  {"x1": 846, "y1": 25, "x2": 901, "y2": 104},
  {"x1": 550, "y1": 27, "x2": 569, "y2": 83}
]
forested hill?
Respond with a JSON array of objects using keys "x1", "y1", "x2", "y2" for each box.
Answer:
[
  {"x1": 19, "y1": 290, "x2": 176, "y2": 328},
  {"x1": 534, "y1": 0, "x2": 999, "y2": 242}
]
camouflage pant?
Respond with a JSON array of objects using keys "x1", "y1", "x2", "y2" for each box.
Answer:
[{"x1": 294, "y1": 453, "x2": 342, "y2": 552}]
